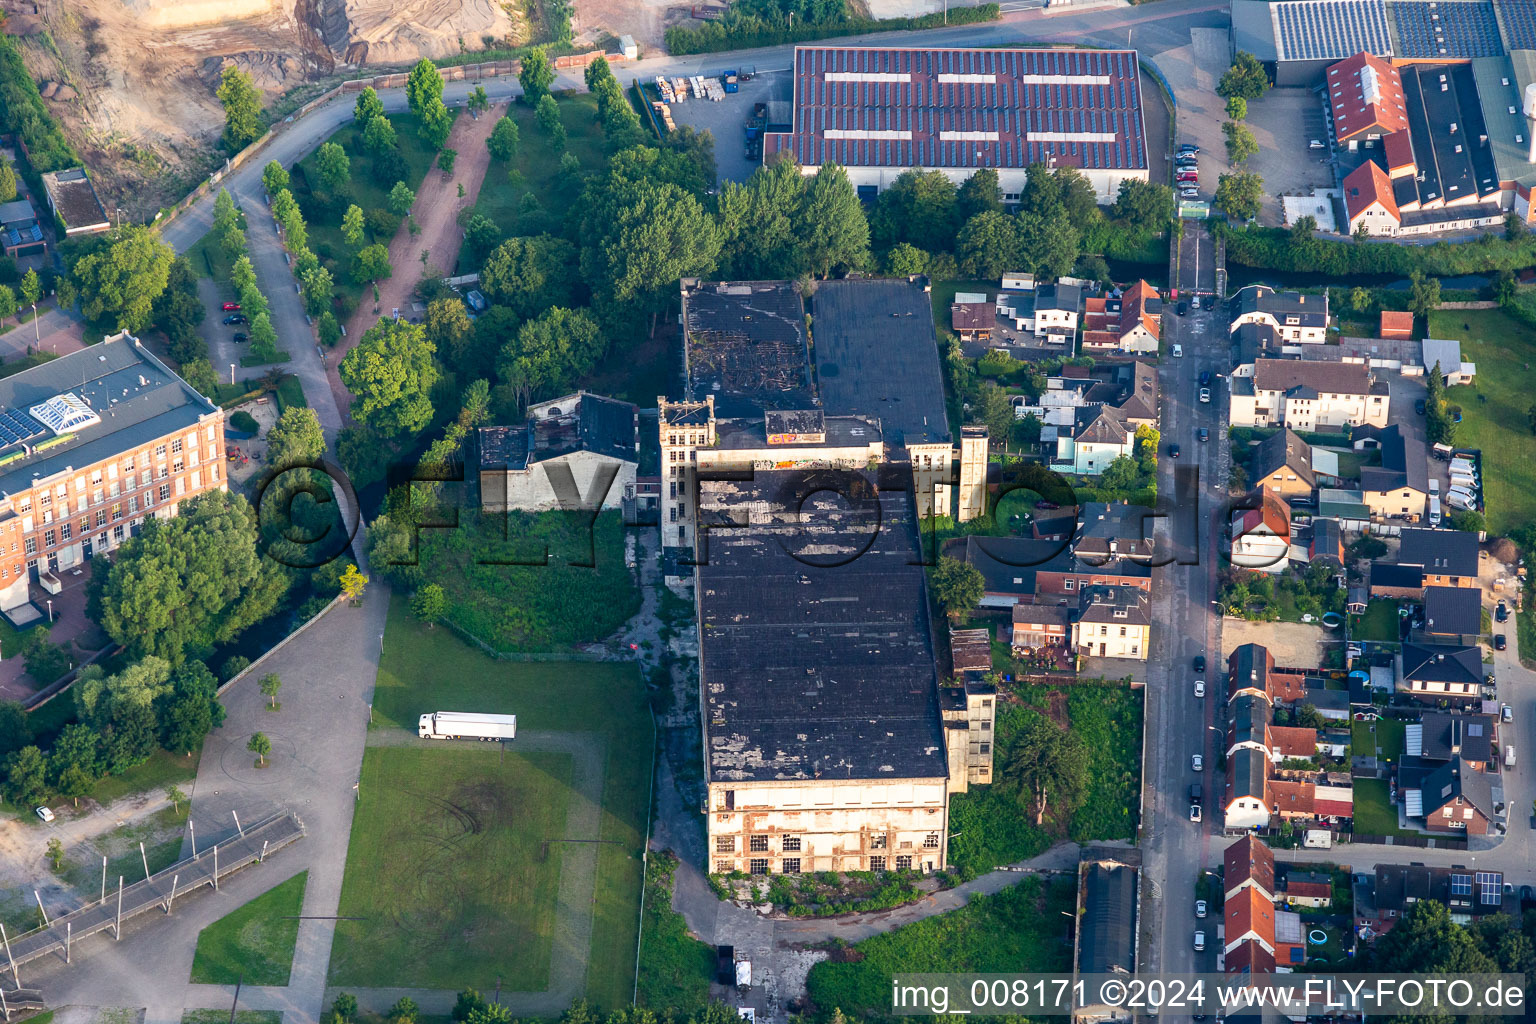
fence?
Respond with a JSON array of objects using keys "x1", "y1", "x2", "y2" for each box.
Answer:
[
  {"x1": 0, "y1": 812, "x2": 304, "y2": 980},
  {"x1": 218, "y1": 592, "x2": 347, "y2": 697},
  {"x1": 157, "y1": 48, "x2": 626, "y2": 233}
]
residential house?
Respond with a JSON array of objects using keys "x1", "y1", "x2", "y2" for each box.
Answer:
[
  {"x1": 1400, "y1": 527, "x2": 1481, "y2": 588},
  {"x1": 1423, "y1": 337, "x2": 1476, "y2": 385},
  {"x1": 0, "y1": 198, "x2": 44, "y2": 258},
  {"x1": 1033, "y1": 283, "x2": 1081, "y2": 342},
  {"x1": 956, "y1": 535, "x2": 1070, "y2": 608},
  {"x1": 1248, "y1": 428, "x2": 1316, "y2": 499},
  {"x1": 1080, "y1": 280, "x2": 1161, "y2": 354},
  {"x1": 1228, "y1": 359, "x2": 1389, "y2": 432},
  {"x1": 1309, "y1": 518, "x2": 1345, "y2": 567},
  {"x1": 1229, "y1": 285, "x2": 1329, "y2": 344},
  {"x1": 1280, "y1": 870, "x2": 1333, "y2": 908},
  {"x1": 1326, "y1": 52, "x2": 1408, "y2": 148},
  {"x1": 1343, "y1": 159, "x2": 1403, "y2": 236},
  {"x1": 1071, "y1": 584, "x2": 1150, "y2": 660},
  {"x1": 479, "y1": 392, "x2": 639, "y2": 513},
  {"x1": 1417, "y1": 586, "x2": 1484, "y2": 646},
  {"x1": 1225, "y1": 745, "x2": 1272, "y2": 830},
  {"x1": 1055, "y1": 405, "x2": 1134, "y2": 476},
  {"x1": 1415, "y1": 757, "x2": 1500, "y2": 834},
  {"x1": 1230, "y1": 322, "x2": 1284, "y2": 377},
  {"x1": 958, "y1": 505, "x2": 1154, "y2": 609},
  {"x1": 1223, "y1": 836, "x2": 1275, "y2": 902},
  {"x1": 1227, "y1": 644, "x2": 1309, "y2": 705},
  {"x1": 1231, "y1": 487, "x2": 1292, "y2": 572},
  {"x1": 1370, "y1": 863, "x2": 1505, "y2": 935},
  {"x1": 1224, "y1": 886, "x2": 1276, "y2": 958},
  {"x1": 1380, "y1": 310, "x2": 1414, "y2": 340},
  {"x1": 951, "y1": 301, "x2": 994, "y2": 342},
  {"x1": 1399, "y1": 642, "x2": 1486, "y2": 705},
  {"x1": 1406, "y1": 711, "x2": 1496, "y2": 770},
  {"x1": 1011, "y1": 603, "x2": 1070, "y2": 655},
  {"x1": 1359, "y1": 424, "x2": 1428, "y2": 521},
  {"x1": 1016, "y1": 362, "x2": 1158, "y2": 438},
  {"x1": 1369, "y1": 560, "x2": 1424, "y2": 600}
]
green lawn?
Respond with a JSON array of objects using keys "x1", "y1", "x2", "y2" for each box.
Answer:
[
  {"x1": 190, "y1": 870, "x2": 307, "y2": 985},
  {"x1": 274, "y1": 374, "x2": 307, "y2": 412},
  {"x1": 182, "y1": 1012, "x2": 280, "y2": 1024},
  {"x1": 1352, "y1": 778, "x2": 1416, "y2": 838},
  {"x1": 334, "y1": 598, "x2": 653, "y2": 1005},
  {"x1": 458, "y1": 93, "x2": 608, "y2": 272},
  {"x1": 928, "y1": 279, "x2": 996, "y2": 331},
  {"x1": 1351, "y1": 599, "x2": 1402, "y2": 643},
  {"x1": 1351, "y1": 717, "x2": 1405, "y2": 762},
  {"x1": 329, "y1": 746, "x2": 572, "y2": 990},
  {"x1": 185, "y1": 211, "x2": 249, "y2": 282},
  {"x1": 292, "y1": 111, "x2": 446, "y2": 310},
  {"x1": 90, "y1": 749, "x2": 200, "y2": 806},
  {"x1": 1427, "y1": 308, "x2": 1536, "y2": 535},
  {"x1": 806, "y1": 876, "x2": 1074, "y2": 1023},
  {"x1": 1333, "y1": 449, "x2": 1379, "y2": 480}
]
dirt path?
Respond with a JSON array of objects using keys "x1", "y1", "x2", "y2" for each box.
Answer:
[{"x1": 327, "y1": 104, "x2": 501, "y2": 425}]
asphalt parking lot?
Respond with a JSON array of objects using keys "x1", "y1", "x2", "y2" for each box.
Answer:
[
  {"x1": 662, "y1": 70, "x2": 793, "y2": 185},
  {"x1": 1243, "y1": 88, "x2": 1336, "y2": 225}
]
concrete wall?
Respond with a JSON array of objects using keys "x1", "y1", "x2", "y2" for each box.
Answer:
[{"x1": 481, "y1": 450, "x2": 636, "y2": 513}]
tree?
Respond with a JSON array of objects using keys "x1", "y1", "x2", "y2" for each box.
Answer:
[
  {"x1": 884, "y1": 243, "x2": 928, "y2": 276},
  {"x1": 317, "y1": 142, "x2": 351, "y2": 189},
  {"x1": 1217, "y1": 52, "x2": 1270, "y2": 102},
  {"x1": 464, "y1": 1007, "x2": 513, "y2": 1024},
  {"x1": 536, "y1": 94, "x2": 563, "y2": 134},
  {"x1": 716, "y1": 160, "x2": 806, "y2": 280},
  {"x1": 340, "y1": 564, "x2": 369, "y2": 602},
  {"x1": 18, "y1": 268, "x2": 40, "y2": 311},
  {"x1": 0, "y1": 285, "x2": 17, "y2": 326},
  {"x1": 956, "y1": 167, "x2": 1002, "y2": 222},
  {"x1": 1366, "y1": 899, "x2": 1495, "y2": 975},
  {"x1": 312, "y1": 313, "x2": 339, "y2": 351},
  {"x1": 519, "y1": 46, "x2": 556, "y2": 105},
  {"x1": 247, "y1": 311, "x2": 280, "y2": 360},
  {"x1": 1225, "y1": 96, "x2": 1248, "y2": 120},
  {"x1": 929, "y1": 556, "x2": 984, "y2": 620},
  {"x1": 1349, "y1": 286, "x2": 1372, "y2": 313},
  {"x1": 452, "y1": 991, "x2": 488, "y2": 1022},
  {"x1": 468, "y1": 85, "x2": 490, "y2": 116},
  {"x1": 1214, "y1": 172, "x2": 1264, "y2": 222},
  {"x1": 1494, "y1": 268, "x2": 1517, "y2": 305},
  {"x1": 340, "y1": 318, "x2": 438, "y2": 436},
  {"x1": 50, "y1": 724, "x2": 101, "y2": 804},
  {"x1": 0, "y1": 702, "x2": 31, "y2": 761},
  {"x1": 362, "y1": 114, "x2": 397, "y2": 154},
  {"x1": 578, "y1": 175, "x2": 720, "y2": 325},
  {"x1": 797, "y1": 162, "x2": 869, "y2": 277},
  {"x1": 389, "y1": 997, "x2": 420, "y2": 1024},
  {"x1": 259, "y1": 673, "x2": 282, "y2": 709},
  {"x1": 266, "y1": 406, "x2": 326, "y2": 468},
  {"x1": 999, "y1": 713, "x2": 1091, "y2": 825},
  {"x1": 179, "y1": 359, "x2": 219, "y2": 397},
  {"x1": 262, "y1": 161, "x2": 290, "y2": 199},
  {"x1": 388, "y1": 181, "x2": 416, "y2": 217},
  {"x1": 425, "y1": 297, "x2": 474, "y2": 360},
  {"x1": 438, "y1": 148, "x2": 457, "y2": 174},
  {"x1": 298, "y1": 266, "x2": 333, "y2": 319},
  {"x1": 21, "y1": 630, "x2": 70, "y2": 685},
  {"x1": 351, "y1": 243, "x2": 393, "y2": 286},
  {"x1": 92, "y1": 491, "x2": 288, "y2": 665},
  {"x1": 0, "y1": 157, "x2": 15, "y2": 204},
  {"x1": 975, "y1": 381, "x2": 1016, "y2": 445},
  {"x1": 166, "y1": 785, "x2": 186, "y2": 814},
  {"x1": 412, "y1": 584, "x2": 447, "y2": 625},
  {"x1": 46, "y1": 837, "x2": 63, "y2": 871},
  {"x1": 1111, "y1": 179, "x2": 1175, "y2": 232},
  {"x1": 248, "y1": 731, "x2": 271, "y2": 767},
  {"x1": 4, "y1": 746, "x2": 47, "y2": 806},
  {"x1": 956, "y1": 211, "x2": 1019, "y2": 280},
  {"x1": 70, "y1": 226, "x2": 175, "y2": 332},
  {"x1": 1409, "y1": 270, "x2": 1442, "y2": 318},
  {"x1": 1223, "y1": 121, "x2": 1258, "y2": 164},
  {"x1": 1016, "y1": 207, "x2": 1080, "y2": 281},
  {"x1": 217, "y1": 65, "x2": 263, "y2": 152},
  {"x1": 1449, "y1": 509, "x2": 1485, "y2": 533},
  {"x1": 160, "y1": 661, "x2": 224, "y2": 755},
  {"x1": 342, "y1": 204, "x2": 366, "y2": 248},
  {"x1": 487, "y1": 116, "x2": 520, "y2": 161},
  {"x1": 406, "y1": 58, "x2": 451, "y2": 148},
  {"x1": 871, "y1": 169, "x2": 958, "y2": 253},
  {"x1": 354, "y1": 86, "x2": 385, "y2": 128},
  {"x1": 497, "y1": 306, "x2": 605, "y2": 409}
]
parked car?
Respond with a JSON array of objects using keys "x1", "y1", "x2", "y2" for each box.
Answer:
[
  {"x1": 1179, "y1": 143, "x2": 1200, "y2": 154},
  {"x1": 1169, "y1": 443, "x2": 1181, "y2": 458},
  {"x1": 1177, "y1": 172, "x2": 1199, "y2": 183},
  {"x1": 1199, "y1": 387, "x2": 1211, "y2": 403},
  {"x1": 35, "y1": 806, "x2": 53, "y2": 823},
  {"x1": 1190, "y1": 803, "x2": 1202, "y2": 822},
  {"x1": 1195, "y1": 899, "x2": 1208, "y2": 918},
  {"x1": 1199, "y1": 427, "x2": 1210, "y2": 442},
  {"x1": 1180, "y1": 188, "x2": 1201, "y2": 199},
  {"x1": 1176, "y1": 301, "x2": 1189, "y2": 316},
  {"x1": 221, "y1": 302, "x2": 241, "y2": 311},
  {"x1": 1172, "y1": 343, "x2": 1184, "y2": 357},
  {"x1": 1199, "y1": 369, "x2": 1213, "y2": 386},
  {"x1": 1415, "y1": 398, "x2": 1427, "y2": 415},
  {"x1": 1497, "y1": 602, "x2": 1509, "y2": 622},
  {"x1": 1194, "y1": 679, "x2": 1206, "y2": 698},
  {"x1": 1309, "y1": 139, "x2": 1326, "y2": 149},
  {"x1": 222, "y1": 315, "x2": 247, "y2": 325},
  {"x1": 1193, "y1": 931, "x2": 1206, "y2": 952},
  {"x1": 1192, "y1": 753, "x2": 1203, "y2": 772},
  {"x1": 1496, "y1": 634, "x2": 1508, "y2": 651},
  {"x1": 1502, "y1": 703, "x2": 1513, "y2": 723},
  {"x1": 232, "y1": 332, "x2": 247, "y2": 343},
  {"x1": 1193, "y1": 655, "x2": 1205, "y2": 673}
]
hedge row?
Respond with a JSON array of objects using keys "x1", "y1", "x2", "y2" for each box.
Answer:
[
  {"x1": 1216, "y1": 220, "x2": 1536, "y2": 278},
  {"x1": 664, "y1": 3, "x2": 1000, "y2": 55}
]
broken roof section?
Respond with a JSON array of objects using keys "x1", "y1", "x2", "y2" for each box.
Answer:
[
  {"x1": 695, "y1": 465, "x2": 949, "y2": 784},
  {"x1": 680, "y1": 279, "x2": 815, "y2": 417}
]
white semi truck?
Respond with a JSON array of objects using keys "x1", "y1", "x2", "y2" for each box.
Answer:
[{"x1": 418, "y1": 711, "x2": 518, "y2": 741}]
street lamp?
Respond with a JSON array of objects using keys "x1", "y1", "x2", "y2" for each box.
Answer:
[{"x1": 46, "y1": 598, "x2": 53, "y2": 623}]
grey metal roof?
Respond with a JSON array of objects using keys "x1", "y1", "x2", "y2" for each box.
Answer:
[
  {"x1": 1361, "y1": 423, "x2": 1429, "y2": 495},
  {"x1": 0, "y1": 333, "x2": 217, "y2": 498},
  {"x1": 1254, "y1": 428, "x2": 1316, "y2": 487},
  {"x1": 1275, "y1": 0, "x2": 1393, "y2": 61},
  {"x1": 0, "y1": 198, "x2": 36, "y2": 226},
  {"x1": 1078, "y1": 863, "x2": 1137, "y2": 975},
  {"x1": 1232, "y1": 1, "x2": 1283, "y2": 62},
  {"x1": 696, "y1": 466, "x2": 949, "y2": 784}
]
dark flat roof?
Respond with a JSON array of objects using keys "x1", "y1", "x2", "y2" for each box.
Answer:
[
  {"x1": 1079, "y1": 862, "x2": 1137, "y2": 975},
  {"x1": 696, "y1": 466, "x2": 949, "y2": 784},
  {"x1": 714, "y1": 414, "x2": 881, "y2": 451},
  {"x1": 781, "y1": 46, "x2": 1148, "y2": 172},
  {"x1": 681, "y1": 280, "x2": 813, "y2": 417},
  {"x1": 812, "y1": 279, "x2": 951, "y2": 447}
]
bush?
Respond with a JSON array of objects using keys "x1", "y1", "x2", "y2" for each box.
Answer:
[
  {"x1": 664, "y1": 2, "x2": 999, "y2": 54},
  {"x1": 364, "y1": 207, "x2": 401, "y2": 239},
  {"x1": 229, "y1": 410, "x2": 259, "y2": 434},
  {"x1": 221, "y1": 655, "x2": 251, "y2": 681}
]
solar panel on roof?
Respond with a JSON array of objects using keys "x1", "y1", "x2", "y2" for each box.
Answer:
[
  {"x1": 1450, "y1": 873, "x2": 1473, "y2": 895},
  {"x1": 1478, "y1": 872, "x2": 1502, "y2": 903}
]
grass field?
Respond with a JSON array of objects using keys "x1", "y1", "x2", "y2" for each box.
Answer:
[
  {"x1": 190, "y1": 870, "x2": 307, "y2": 985},
  {"x1": 328, "y1": 746, "x2": 573, "y2": 990},
  {"x1": 806, "y1": 876, "x2": 1073, "y2": 1022},
  {"x1": 457, "y1": 93, "x2": 608, "y2": 272},
  {"x1": 1428, "y1": 309, "x2": 1536, "y2": 536},
  {"x1": 333, "y1": 597, "x2": 652, "y2": 1005},
  {"x1": 1353, "y1": 778, "x2": 1417, "y2": 837},
  {"x1": 1351, "y1": 600, "x2": 1402, "y2": 644}
]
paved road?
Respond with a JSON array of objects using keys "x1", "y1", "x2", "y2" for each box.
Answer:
[{"x1": 1141, "y1": 219, "x2": 1227, "y2": 996}]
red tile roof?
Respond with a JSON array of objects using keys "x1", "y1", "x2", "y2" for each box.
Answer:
[
  {"x1": 1269, "y1": 779, "x2": 1316, "y2": 815},
  {"x1": 1383, "y1": 130, "x2": 1416, "y2": 175},
  {"x1": 1226, "y1": 939, "x2": 1277, "y2": 975},
  {"x1": 1315, "y1": 797, "x2": 1354, "y2": 818},
  {"x1": 1344, "y1": 160, "x2": 1400, "y2": 225},
  {"x1": 1120, "y1": 280, "x2": 1161, "y2": 341},
  {"x1": 1380, "y1": 310, "x2": 1414, "y2": 338},
  {"x1": 1268, "y1": 725, "x2": 1318, "y2": 758},
  {"x1": 1287, "y1": 879, "x2": 1333, "y2": 899},
  {"x1": 1326, "y1": 52, "x2": 1408, "y2": 143},
  {"x1": 1225, "y1": 886, "x2": 1276, "y2": 948},
  {"x1": 1223, "y1": 835, "x2": 1275, "y2": 897}
]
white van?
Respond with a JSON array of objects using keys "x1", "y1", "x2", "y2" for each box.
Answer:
[
  {"x1": 1429, "y1": 496, "x2": 1441, "y2": 526},
  {"x1": 1429, "y1": 479, "x2": 1441, "y2": 496},
  {"x1": 1506, "y1": 744, "x2": 1517, "y2": 768}
]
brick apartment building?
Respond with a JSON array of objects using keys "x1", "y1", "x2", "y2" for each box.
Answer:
[{"x1": 0, "y1": 330, "x2": 225, "y2": 611}]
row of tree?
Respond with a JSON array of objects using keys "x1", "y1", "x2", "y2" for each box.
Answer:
[{"x1": 215, "y1": 190, "x2": 284, "y2": 363}]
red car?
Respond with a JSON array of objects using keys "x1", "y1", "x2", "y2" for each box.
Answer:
[
  {"x1": 1176, "y1": 172, "x2": 1198, "y2": 182},
  {"x1": 221, "y1": 302, "x2": 241, "y2": 311}
]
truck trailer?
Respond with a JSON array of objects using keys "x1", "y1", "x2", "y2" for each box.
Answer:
[{"x1": 418, "y1": 711, "x2": 518, "y2": 740}]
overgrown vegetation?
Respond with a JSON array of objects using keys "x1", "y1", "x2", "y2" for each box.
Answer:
[
  {"x1": 637, "y1": 850, "x2": 715, "y2": 1011},
  {"x1": 0, "y1": 35, "x2": 81, "y2": 172},
  {"x1": 1216, "y1": 218, "x2": 1536, "y2": 276},
  {"x1": 665, "y1": 1, "x2": 1000, "y2": 54}
]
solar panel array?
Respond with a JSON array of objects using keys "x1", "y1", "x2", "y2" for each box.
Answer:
[
  {"x1": 0, "y1": 409, "x2": 44, "y2": 448},
  {"x1": 1496, "y1": 0, "x2": 1536, "y2": 48},
  {"x1": 786, "y1": 46, "x2": 1146, "y2": 172},
  {"x1": 1450, "y1": 872, "x2": 1473, "y2": 895},
  {"x1": 1277, "y1": 0, "x2": 1393, "y2": 60},
  {"x1": 1391, "y1": 0, "x2": 1503, "y2": 56},
  {"x1": 1478, "y1": 871, "x2": 1502, "y2": 904}
]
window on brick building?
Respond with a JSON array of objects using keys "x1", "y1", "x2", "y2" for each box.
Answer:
[
  {"x1": 782, "y1": 836, "x2": 801, "y2": 851},
  {"x1": 171, "y1": 439, "x2": 183, "y2": 455},
  {"x1": 749, "y1": 835, "x2": 769, "y2": 852},
  {"x1": 783, "y1": 858, "x2": 801, "y2": 873},
  {"x1": 749, "y1": 859, "x2": 768, "y2": 875},
  {"x1": 869, "y1": 856, "x2": 886, "y2": 871},
  {"x1": 924, "y1": 833, "x2": 939, "y2": 848},
  {"x1": 896, "y1": 856, "x2": 912, "y2": 870},
  {"x1": 870, "y1": 834, "x2": 887, "y2": 849},
  {"x1": 95, "y1": 511, "x2": 106, "y2": 528},
  {"x1": 715, "y1": 836, "x2": 734, "y2": 853},
  {"x1": 43, "y1": 530, "x2": 54, "y2": 548},
  {"x1": 61, "y1": 524, "x2": 71, "y2": 541},
  {"x1": 23, "y1": 538, "x2": 34, "y2": 555}
]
